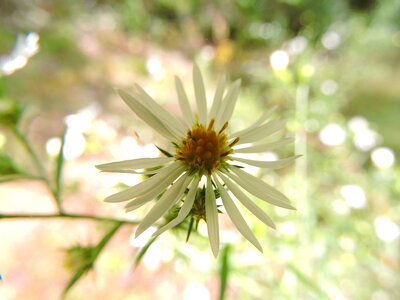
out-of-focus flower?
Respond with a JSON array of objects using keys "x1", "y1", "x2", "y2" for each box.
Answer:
[
  {"x1": 270, "y1": 50, "x2": 289, "y2": 71},
  {"x1": 0, "y1": 32, "x2": 39, "y2": 76},
  {"x1": 371, "y1": 147, "x2": 395, "y2": 169},
  {"x1": 97, "y1": 65, "x2": 296, "y2": 256},
  {"x1": 374, "y1": 216, "x2": 400, "y2": 242},
  {"x1": 340, "y1": 184, "x2": 367, "y2": 209},
  {"x1": 319, "y1": 123, "x2": 347, "y2": 146},
  {"x1": 322, "y1": 31, "x2": 341, "y2": 50}
]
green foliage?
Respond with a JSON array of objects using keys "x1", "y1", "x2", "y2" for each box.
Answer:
[
  {"x1": 133, "y1": 235, "x2": 159, "y2": 269},
  {"x1": 54, "y1": 129, "x2": 66, "y2": 205},
  {"x1": 218, "y1": 244, "x2": 231, "y2": 300},
  {"x1": 0, "y1": 97, "x2": 24, "y2": 127},
  {"x1": 0, "y1": 153, "x2": 20, "y2": 176},
  {"x1": 63, "y1": 222, "x2": 122, "y2": 295}
]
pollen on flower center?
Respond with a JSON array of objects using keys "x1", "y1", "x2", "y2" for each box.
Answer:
[{"x1": 176, "y1": 119, "x2": 239, "y2": 175}]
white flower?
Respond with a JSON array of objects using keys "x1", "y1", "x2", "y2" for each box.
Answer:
[{"x1": 97, "y1": 64, "x2": 297, "y2": 256}]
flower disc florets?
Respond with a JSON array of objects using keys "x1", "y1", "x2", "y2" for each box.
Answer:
[{"x1": 175, "y1": 119, "x2": 239, "y2": 175}]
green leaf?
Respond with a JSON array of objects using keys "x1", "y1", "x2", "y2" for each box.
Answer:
[
  {"x1": 62, "y1": 263, "x2": 92, "y2": 298},
  {"x1": 0, "y1": 153, "x2": 21, "y2": 176},
  {"x1": 133, "y1": 235, "x2": 158, "y2": 269},
  {"x1": 156, "y1": 145, "x2": 173, "y2": 157},
  {"x1": 63, "y1": 222, "x2": 122, "y2": 296},
  {"x1": 185, "y1": 217, "x2": 195, "y2": 242},
  {"x1": 0, "y1": 97, "x2": 24, "y2": 127},
  {"x1": 55, "y1": 130, "x2": 66, "y2": 205},
  {"x1": 218, "y1": 244, "x2": 231, "y2": 300},
  {"x1": 0, "y1": 174, "x2": 39, "y2": 183}
]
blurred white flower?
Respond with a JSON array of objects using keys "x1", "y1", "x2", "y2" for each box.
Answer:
[
  {"x1": 46, "y1": 137, "x2": 62, "y2": 157},
  {"x1": 270, "y1": 50, "x2": 289, "y2": 71},
  {"x1": 319, "y1": 123, "x2": 347, "y2": 146},
  {"x1": 322, "y1": 31, "x2": 341, "y2": 50},
  {"x1": 347, "y1": 116, "x2": 380, "y2": 151},
  {"x1": 374, "y1": 216, "x2": 400, "y2": 242},
  {"x1": 287, "y1": 36, "x2": 308, "y2": 55},
  {"x1": 183, "y1": 281, "x2": 210, "y2": 300},
  {"x1": 348, "y1": 116, "x2": 369, "y2": 133},
  {"x1": 146, "y1": 56, "x2": 165, "y2": 81},
  {"x1": 371, "y1": 147, "x2": 395, "y2": 169},
  {"x1": 320, "y1": 80, "x2": 338, "y2": 96},
  {"x1": 353, "y1": 129, "x2": 380, "y2": 151},
  {"x1": 340, "y1": 184, "x2": 367, "y2": 209},
  {"x1": 0, "y1": 32, "x2": 39, "y2": 76}
]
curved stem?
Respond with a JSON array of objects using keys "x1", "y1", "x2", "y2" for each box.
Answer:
[
  {"x1": 12, "y1": 127, "x2": 47, "y2": 179},
  {"x1": 12, "y1": 126, "x2": 62, "y2": 211}
]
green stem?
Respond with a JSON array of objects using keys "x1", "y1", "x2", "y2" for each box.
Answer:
[
  {"x1": 0, "y1": 212, "x2": 140, "y2": 225},
  {"x1": 12, "y1": 127, "x2": 47, "y2": 179},
  {"x1": 93, "y1": 222, "x2": 123, "y2": 257},
  {"x1": 12, "y1": 126, "x2": 62, "y2": 211},
  {"x1": 218, "y1": 244, "x2": 231, "y2": 300},
  {"x1": 62, "y1": 221, "x2": 123, "y2": 296}
]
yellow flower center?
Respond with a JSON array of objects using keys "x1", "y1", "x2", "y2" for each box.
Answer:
[{"x1": 176, "y1": 119, "x2": 239, "y2": 175}]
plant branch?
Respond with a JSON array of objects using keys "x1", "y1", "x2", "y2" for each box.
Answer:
[
  {"x1": 12, "y1": 126, "x2": 62, "y2": 211},
  {"x1": 12, "y1": 127, "x2": 47, "y2": 180},
  {"x1": 0, "y1": 212, "x2": 141, "y2": 225}
]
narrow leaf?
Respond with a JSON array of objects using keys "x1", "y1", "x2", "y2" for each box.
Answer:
[
  {"x1": 133, "y1": 235, "x2": 158, "y2": 269},
  {"x1": 55, "y1": 129, "x2": 66, "y2": 207},
  {"x1": 63, "y1": 222, "x2": 122, "y2": 296}
]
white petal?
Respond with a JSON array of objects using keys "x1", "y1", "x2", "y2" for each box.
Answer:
[
  {"x1": 233, "y1": 138, "x2": 294, "y2": 153},
  {"x1": 235, "y1": 119, "x2": 286, "y2": 145},
  {"x1": 134, "y1": 84, "x2": 186, "y2": 137},
  {"x1": 152, "y1": 175, "x2": 201, "y2": 237},
  {"x1": 209, "y1": 75, "x2": 226, "y2": 120},
  {"x1": 124, "y1": 169, "x2": 184, "y2": 211},
  {"x1": 218, "y1": 172, "x2": 275, "y2": 229},
  {"x1": 104, "y1": 165, "x2": 172, "y2": 175},
  {"x1": 227, "y1": 166, "x2": 295, "y2": 210},
  {"x1": 105, "y1": 163, "x2": 183, "y2": 203},
  {"x1": 215, "y1": 79, "x2": 241, "y2": 130},
  {"x1": 193, "y1": 64, "x2": 207, "y2": 124},
  {"x1": 118, "y1": 89, "x2": 178, "y2": 142},
  {"x1": 135, "y1": 173, "x2": 192, "y2": 237},
  {"x1": 231, "y1": 155, "x2": 300, "y2": 169},
  {"x1": 96, "y1": 157, "x2": 173, "y2": 172},
  {"x1": 230, "y1": 106, "x2": 277, "y2": 139},
  {"x1": 205, "y1": 176, "x2": 219, "y2": 257},
  {"x1": 124, "y1": 200, "x2": 147, "y2": 212},
  {"x1": 175, "y1": 76, "x2": 195, "y2": 127},
  {"x1": 213, "y1": 175, "x2": 263, "y2": 252}
]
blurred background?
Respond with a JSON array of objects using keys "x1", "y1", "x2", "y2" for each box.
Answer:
[{"x1": 1, "y1": 0, "x2": 399, "y2": 299}]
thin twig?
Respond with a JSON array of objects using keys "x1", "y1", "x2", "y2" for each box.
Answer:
[
  {"x1": 0, "y1": 212, "x2": 140, "y2": 225},
  {"x1": 12, "y1": 126, "x2": 63, "y2": 211}
]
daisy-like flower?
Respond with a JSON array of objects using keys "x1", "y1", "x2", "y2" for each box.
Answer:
[{"x1": 97, "y1": 64, "x2": 297, "y2": 256}]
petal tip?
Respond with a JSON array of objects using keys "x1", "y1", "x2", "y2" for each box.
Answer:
[
  {"x1": 95, "y1": 164, "x2": 107, "y2": 171},
  {"x1": 135, "y1": 227, "x2": 144, "y2": 238},
  {"x1": 211, "y1": 247, "x2": 219, "y2": 258}
]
